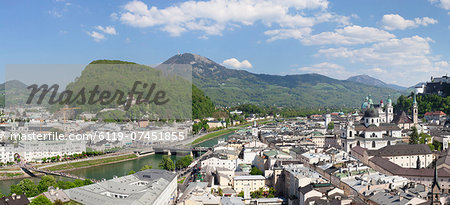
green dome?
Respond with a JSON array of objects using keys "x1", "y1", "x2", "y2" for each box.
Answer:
[{"x1": 361, "y1": 102, "x2": 369, "y2": 109}]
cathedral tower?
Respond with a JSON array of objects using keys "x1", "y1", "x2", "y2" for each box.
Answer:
[
  {"x1": 412, "y1": 94, "x2": 418, "y2": 124},
  {"x1": 385, "y1": 95, "x2": 394, "y2": 123}
]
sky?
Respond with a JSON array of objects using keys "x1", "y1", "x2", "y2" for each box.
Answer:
[{"x1": 0, "y1": 0, "x2": 449, "y2": 87}]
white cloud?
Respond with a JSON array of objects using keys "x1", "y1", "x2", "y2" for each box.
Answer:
[
  {"x1": 265, "y1": 25, "x2": 394, "y2": 45},
  {"x1": 87, "y1": 26, "x2": 117, "y2": 42},
  {"x1": 301, "y1": 25, "x2": 395, "y2": 45},
  {"x1": 369, "y1": 68, "x2": 387, "y2": 73},
  {"x1": 48, "y1": 9, "x2": 63, "y2": 18},
  {"x1": 264, "y1": 28, "x2": 312, "y2": 42},
  {"x1": 222, "y1": 58, "x2": 253, "y2": 69},
  {"x1": 118, "y1": 0, "x2": 350, "y2": 37},
  {"x1": 96, "y1": 26, "x2": 117, "y2": 35},
  {"x1": 380, "y1": 14, "x2": 438, "y2": 30},
  {"x1": 87, "y1": 31, "x2": 105, "y2": 42},
  {"x1": 317, "y1": 35, "x2": 446, "y2": 86},
  {"x1": 429, "y1": 0, "x2": 450, "y2": 10},
  {"x1": 295, "y1": 62, "x2": 353, "y2": 79},
  {"x1": 110, "y1": 13, "x2": 119, "y2": 21}
]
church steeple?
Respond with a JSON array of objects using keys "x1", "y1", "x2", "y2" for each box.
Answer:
[
  {"x1": 412, "y1": 93, "x2": 418, "y2": 124},
  {"x1": 431, "y1": 160, "x2": 441, "y2": 205}
]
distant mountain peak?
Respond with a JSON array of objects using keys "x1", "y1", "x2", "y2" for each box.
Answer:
[
  {"x1": 163, "y1": 53, "x2": 215, "y2": 65},
  {"x1": 347, "y1": 74, "x2": 406, "y2": 91}
]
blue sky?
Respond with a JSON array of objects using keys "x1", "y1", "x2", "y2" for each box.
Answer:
[{"x1": 0, "y1": 0, "x2": 449, "y2": 87}]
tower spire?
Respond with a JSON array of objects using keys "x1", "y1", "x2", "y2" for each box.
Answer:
[
  {"x1": 412, "y1": 93, "x2": 418, "y2": 124},
  {"x1": 431, "y1": 160, "x2": 441, "y2": 204}
]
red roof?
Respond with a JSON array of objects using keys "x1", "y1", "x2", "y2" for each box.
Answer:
[{"x1": 424, "y1": 111, "x2": 446, "y2": 116}]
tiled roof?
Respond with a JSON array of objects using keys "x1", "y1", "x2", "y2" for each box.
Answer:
[
  {"x1": 424, "y1": 111, "x2": 446, "y2": 116},
  {"x1": 392, "y1": 111, "x2": 413, "y2": 124},
  {"x1": 367, "y1": 144, "x2": 432, "y2": 157},
  {"x1": 369, "y1": 157, "x2": 450, "y2": 177}
]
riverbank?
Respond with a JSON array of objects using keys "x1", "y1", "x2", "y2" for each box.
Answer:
[
  {"x1": 192, "y1": 128, "x2": 237, "y2": 145},
  {"x1": 44, "y1": 154, "x2": 138, "y2": 172},
  {"x1": 191, "y1": 119, "x2": 275, "y2": 145},
  {"x1": 0, "y1": 152, "x2": 149, "y2": 181}
]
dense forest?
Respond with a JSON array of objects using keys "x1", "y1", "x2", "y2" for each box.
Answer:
[
  {"x1": 395, "y1": 93, "x2": 450, "y2": 116},
  {"x1": 192, "y1": 84, "x2": 215, "y2": 119}
]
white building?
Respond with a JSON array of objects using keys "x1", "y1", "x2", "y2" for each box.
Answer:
[
  {"x1": 368, "y1": 144, "x2": 434, "y2": 169},
  {"x1": 0, "y1": 142, "x2": 15, "y2": 163},
  {"x1": 18, "y1": 140, "x2": 86, "y2": 162},
  {"x1": 201, "y1": 156, "x2": 240, "y2": 171},
  {"x1": 233, "y1": 175, "x2": 265, "y2": 193},
  {"x1": 64, "y1": 169, "x2": 177, "y2": 205}
]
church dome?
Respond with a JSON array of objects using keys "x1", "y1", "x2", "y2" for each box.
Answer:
[
  {"x1": 364, "y1": 108, "x2": 379, "y2": 118},
  {"x1": 361, "y1": 102, "x2": 369, "y2": 109}
]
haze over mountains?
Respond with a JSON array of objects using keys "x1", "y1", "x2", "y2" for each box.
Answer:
[
  {"x1": 1, "y1": 53, "x2": 412, "y2": 108},
  {"x1": 162, "y1": 53, "x2": 406, "y2": 108}
]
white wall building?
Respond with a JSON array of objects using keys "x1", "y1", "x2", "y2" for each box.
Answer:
[{"x1": 18, "y1": 140, "x2": 86, "y2": 162}]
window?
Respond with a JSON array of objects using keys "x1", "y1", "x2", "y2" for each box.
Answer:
[{"x1": 372, "y1": 141, "x2": 376, "y2": 148}]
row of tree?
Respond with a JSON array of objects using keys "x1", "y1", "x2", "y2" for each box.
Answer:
[{"x1": 41, "y1": 151, "x2": 105, "y2": 163}]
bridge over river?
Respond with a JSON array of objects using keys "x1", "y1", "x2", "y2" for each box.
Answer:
[
  {"x1": 132, "y1": 145, "x2": 210, "y2": 156},
  {"x1": 20, "y1": 165, "x2": 99, "y2": 183}
]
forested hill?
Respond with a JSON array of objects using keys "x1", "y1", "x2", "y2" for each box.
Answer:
[{"x1": 395, "y1": 94, "x2": 450, "y2": 117}]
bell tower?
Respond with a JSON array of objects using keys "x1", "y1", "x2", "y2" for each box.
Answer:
[
  {"x1": 386, "y1": 95, "x2": 394, "y2": 123},
  {"x1": 412, "y1": 93, "x2": 418, "y2": 124}
]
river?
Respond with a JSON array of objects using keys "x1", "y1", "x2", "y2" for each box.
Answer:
[{"x1": 0, "y1": 132, "x2": 234, "y2": 195}]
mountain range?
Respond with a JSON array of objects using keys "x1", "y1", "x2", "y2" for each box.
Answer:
[
  {"x1": 162, "y1": 53, "x2": 406, "y2": 108},
  {"x1": 346, "y1": 75, "x2": 406, "y2": 91}
]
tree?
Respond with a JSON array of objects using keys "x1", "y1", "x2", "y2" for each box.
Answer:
[
  {"x1": 409, "y1": 126, "x2": 419, "y2": 144},
  {"x1": 250, "y1": 167, "x2": 263, "y2": 175},
  {"x1": 53, "y1": 200, "x2": 64, "y2": 205},
  {"x1": 327, "y1": 121, "x2": 334, "y2": 130},
  {"x1": 218, "y1": 187, "x2": 223, "y2": 196},
  {"x1": 176, "y1": 155, "x2": 194, "y2": 170},
  {"x1": 159, "y1": 156, "x2": 175, "y2": 171},
  {"x1": 419, "y1": 133, "x2": 432, "y2": 144},
  {"x1": 12, "y1": 179, "x2": 39, "y2": 197},
  {"x1": 268, "y1": 187, "x2": 276, "y2": 198},
  {"x1": 37, "y1": 175, "x2": 57, "y2": 193},
  {"x1": 56, "y1": 181, "x2": 76, "y2": 190},
  {"x1": 250, "y1": 188, "x2": 264, "y2": 198},
  {"x1": 73, "y1": 179, "x2": 84, "y2": 187},
  {"x1": 432, "y1": 140, "x2": 443, "y2": 151},
  {"x1": 30, "y1": 195, "x2": 52, "y2": 205},
  {"x1": 140, "y1": 165, "x2": 152, "y2": 171},
  {"x1": 83, "y1": 179, "x2": 93, "y2": 185},
  {"x1": 128, "y1": 170, "x2": 136, "y2": 175}
]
